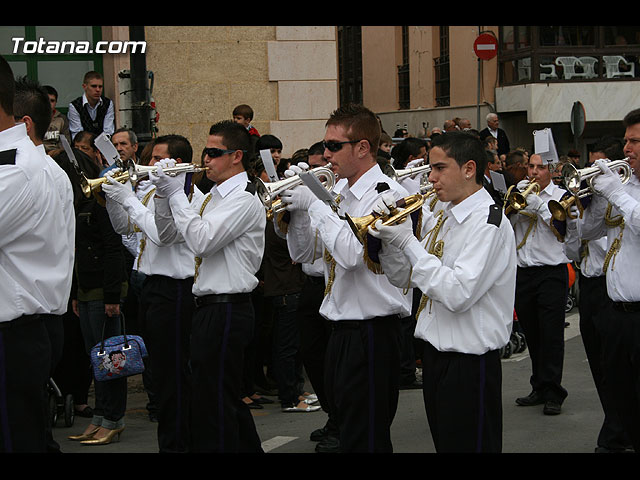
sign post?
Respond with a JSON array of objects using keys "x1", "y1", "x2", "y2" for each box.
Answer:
[{"x1": 473, "y1": 31, "x2": 498, "y2": 130}]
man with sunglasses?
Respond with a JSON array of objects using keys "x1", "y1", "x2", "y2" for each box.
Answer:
[
  {"x1": 102, "y1": 134, "x2": 201, "y2": 452},
  {"x1": 149, "y1": 120, "x2": 265, "y2": 453},
  {"x1": 282, "y1": 104, "x2": 411, "y2": 453}
]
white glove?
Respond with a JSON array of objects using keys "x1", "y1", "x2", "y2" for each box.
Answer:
[
  {"x1": 284, "y1": 162, "x2": 309, "y2": 178},
  {"x1": 406, "y1": 158, "x2": 424, "y2": 169},
  {"x1": 280, "y1": 185, "x2": 318, "y2": 211},
  {"x1": 149, "y1": 158, "x2": 184, "y2": 198},
  {"x1": 591, "y1": 159, "x2": 625, "y2": 200},
  {"x1": 372, "y1": 191, "x2": 397, "y2": 216},
  {"x1": 102, "y1": 172, "x2": 135, "y2": 205},
  {"x1": 367, "y1": 215, "x2": 415, "y2": 250},
  {"x1": 523, "y1": 193, "x2": 544, "y2": 214},
  {"x1": 516, "y1": 179, "x2": 530, "y2": 192}
]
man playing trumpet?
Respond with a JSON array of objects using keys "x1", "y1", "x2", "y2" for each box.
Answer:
[
  {"x1": 368, "y1": 131, "x2": 517, "y2": 452},
  {"x1": 508, "y1": 152, "x2": 572, "y2": 416},
  {"x1": 282, "y1": 104, "x2": 411, "y2": 453},
  {"x1": 578, "y1": 108, "x2": 640, "y2": 453}
]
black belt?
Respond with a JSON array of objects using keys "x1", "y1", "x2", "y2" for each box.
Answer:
[
  {"x1": 0, "y1": 314, "x2": 41, "y2": 331},
  {"x1": 330, "y1": 315, "x2": 400, "y2": 330},
  {"x1": 194, "y1": 293, "x2": 251, "y2": 308},
  {"x1": 612, "y1": 301, "x2": 640, "y2": 313},
  {"x1": 307, "y1": 275, "x2": 325, "y2": 286}
]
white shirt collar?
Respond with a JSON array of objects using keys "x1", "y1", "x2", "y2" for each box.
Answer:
[
  {"x1": 342, "y1": 163, "x2": 384, "y2": 201},
  {"x1": 82, "y1": 93, "x2": 103, "y2": 108},
  {"x1": 213, "y1": 171, "x2": 249, "y2": 199},
  {"x1": 446, "y1": 186, "x2": 492, "y2": 224},
  {"x1": 0, "y1": 123, "x2": 29, "y2": 146}
]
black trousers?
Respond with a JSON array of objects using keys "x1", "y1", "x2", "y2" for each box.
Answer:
[
  {"x1": 324, "y1": 315, "x2": 401, "y2": 453},
  {"x1": 297, "y1": 275, "x2": 332, "y2": 418},
  {"x1": 578, "y1": 274, "x2": 630, "y2": 450},
  {"x1": 0, "y1": 315, "x2": 51, "y2": 452},
  {"x1": 140, "y1": 275, "x2": 194, "y2": 453},
  {"x1": 515, "y1": 264, "x2": 568, "y2": 403},
  {"x1": 189, "y1": 298, "x2": 263, "y2": 453},
  {"x1": 422, "y1": 341, "x2": 503, "y2": 453},
  {"x1": 601, "y1": 301, "x2": 640, "y2": 453}
]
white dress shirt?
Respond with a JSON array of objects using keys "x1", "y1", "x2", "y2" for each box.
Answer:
[
  {"x1": 581, "y1": 175, "x2": 640, "y2": 302},
  {"x1": 510, "y1": 181, "x2": 570, "y2": 267},
  {"x1": 154, "y1": 171, "x2": 266, "y2": 297},
  {"x1": 0, "y1": 124, "x2": 70, "y2": 321},
  {"x1": 378, "y1": 187, "x2": 517, "y2": 354},
  {"x1": 106, "y1": 180, "x2": 202, "y2": 279},
  {"x1": 67, "y1": 93, "x2": 115, "y2": 139},
  {"x1": 286, "y1": 163, "x2": 412, "y2": 321},
  {"x1": 563, "y1": 219, "x2": 607, "y2": 279},
  {"x1": 36, "y1": 144, "x2": 75, "y2": 313}
]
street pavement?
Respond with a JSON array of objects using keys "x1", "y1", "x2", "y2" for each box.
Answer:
[{"x1": 51, "y1": 308, "x2": 629, "y2": 455}]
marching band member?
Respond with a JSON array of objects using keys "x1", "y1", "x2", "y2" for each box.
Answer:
[
  {"x1": 102, "y1": 134, "x2": 201, "y2": 452},
  {"x1": 282, "y1": 104, "x2": 411, "y2": 453},
  {"x1": 149, "y1": 120, "x2": 265, "y2": 453},
  {"x1": 369, "y1": 130, "x2": 516, "y2": 452},
  {"x1": 562, "y1": 137, "x2": 631, "y2": 453},
  {"x1": 0, "y1": 57, "x2": 69, "y2": 452},
  {"x1": 508, "y1": 153, "x2": 571, "y2": 416},
  {"x1": 579, "y1": 108, "x2": 640, "y2": 453}
]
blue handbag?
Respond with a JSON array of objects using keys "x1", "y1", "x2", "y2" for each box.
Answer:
[{"x1": 90, "y1": 314, "x2": 148, "y2": 382}]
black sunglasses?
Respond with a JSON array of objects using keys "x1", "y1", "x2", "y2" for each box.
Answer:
[
  {"x1": 322, "y1": 139, "x2": 363, "y2": 153},
  {"x1": 203, "y1": 147, "x2": 246, "y2": 158}
]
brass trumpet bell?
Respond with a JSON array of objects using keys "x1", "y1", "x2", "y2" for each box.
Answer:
[
  {"x1": 504, "y1": 180, "x2": 540, "y2": 215},
  {"x1": 347, "y1": 194, "x2": 426, "y2": 245},
  {"x1": 548, "y1": 193, "x2": 582, "y2": 222},
  {"x1": 562, "y1": 158, "x2": 632, "y2": 196}
]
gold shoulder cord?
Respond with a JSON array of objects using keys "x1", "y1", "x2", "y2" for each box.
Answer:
[
  {"x1": 134, "y1": 188, "x2": 156, "y2": 270},
  {"x1": 415, "y1": 210, "x2": 447, "y2": 318},
  {"x1": 603, "y1": 203, "x2": 625, "y2": 273},
  {"x1": 323, "y1": 248, "x2": 336, "y2": 297},
  {"x1": 193, "y1": 193, "x2": 213, "y2": 282},
  {"x1": 515, "y1": 211, "x2": 538, "y2": 250}
]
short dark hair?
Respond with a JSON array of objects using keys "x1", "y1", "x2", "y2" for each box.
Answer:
[
  {"x1": 154, "y1": 134, "x2": 193, "y2": 164},
  {"x1": 255, "y1": 134, "x2": 282, "y2": 153},
  {"x1": 308, "y1": 141, "x2": 324, "y2": 156},
  {"x1": 13, "y1": 75, "x2": 52, "y2": 141},
  {"x1": 390, "y1": 137, "x2": 426, "y2": 169},
  {"x1": 113, "y1": 127, "x2": 138, "y2": 146},
  {"x1": 232, "y1": 104, "x2": 254, "y2": 120},
  {"x1": 326, "y1": 103, "x2": 381, "y2": 155},
  {"x1": 0, "y1": 55, "x2": 14, "y2": 116},
  {"x1": 83, "y1": 71, "x2": 103, "y2": 84},
  {"x1": 430, "y1": 131, "x2": 487, "y2": 185},
  {"x1": 43, "y1": 85, "x2": 58, "y2": 100},
  {"x1": 505, "y1": 150, "x2": 526, "y2": 167},
  {"x1": 209, "y1": 120, "x2": 252, "y2": 170},
  {"x1": 592, "y1": 135, "x2": 624, "y2": 160}
]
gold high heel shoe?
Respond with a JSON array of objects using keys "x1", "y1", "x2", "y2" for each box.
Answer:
[
  {"x1": 68, "y1": 426, "x2": 100, "y2": 441},
  {"x1": 80, "y1": 427, "x2": 125, "y2": 446}
]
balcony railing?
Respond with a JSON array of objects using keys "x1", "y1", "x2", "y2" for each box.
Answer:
[{"x1": 500, "y1": 52, "x2": 640, "y2": 84}]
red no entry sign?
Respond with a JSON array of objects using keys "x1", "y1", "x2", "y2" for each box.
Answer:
[{"x1": 473, "y1": 33, "x2": 498, "y2": 60}]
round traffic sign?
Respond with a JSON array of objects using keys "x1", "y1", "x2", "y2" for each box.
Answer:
[{"x1": 474, "y1": 33, "x2": 498, "y2": 60}]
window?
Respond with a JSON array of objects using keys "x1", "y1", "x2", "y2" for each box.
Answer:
[
  {"x1": 398, "y1": 26, "x2": 410, "y2": 109},
  {"x1": 0, "y1": 26, "x2": 103, "y2": 114},
  {"x1": 435, "y1": 26, "x2": 450, "y2": 107},
  {"x1": 337, "y1": 26, "x2": 363, "y2": 106}
]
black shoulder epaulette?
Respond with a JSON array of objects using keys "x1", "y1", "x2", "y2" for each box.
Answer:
[
  {"x1": 376, "y1": 182, "x2": 390, "y2": 193},
  {"x1": 245, "y1": 181, "x2": 256, "y2": 195},
  {"x1": 0, "y1": 148, "x2": 17, "y2": 165},
  {"x1": 487, "y1": 204, "x2": 502, "y2": 227}
]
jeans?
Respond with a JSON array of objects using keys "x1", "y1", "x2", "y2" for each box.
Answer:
[
  {"x1": 271, "y1": 293, "x2": 302, "y2": 407},
  {"x1": 78, "y1": 300, "x2": 127, "y2": 429}
]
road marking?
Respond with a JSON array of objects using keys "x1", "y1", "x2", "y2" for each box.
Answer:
[{"x1": 261, "y1": 435, "x2": 298, "y2": 452}]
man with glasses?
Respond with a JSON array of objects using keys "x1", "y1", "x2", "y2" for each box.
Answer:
[
  {"x1": 149, "y1": 120, "x2": 265, "y2": 453},
  {"x1": 102, "y1": 134, "x2": 201, "y2": 452},
  {"x1": 281, "y1": 104, "x2": 411, "y2": 453}
]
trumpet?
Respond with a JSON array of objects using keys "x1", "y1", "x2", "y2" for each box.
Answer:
[
  {"x1": 82, "y1": 162, "x2": 209, "y2": 201},
  {"x1": 346, "y1": 193, "x2": 426, "y2": 245},
  {"x1": 562, "y1": 158, "x2": 632, "y2": 197},
  {"x1": 255, "y1": 164, "x2": 335, "y2": 219},
  {"x1": 504, "y1": 180, "x2": 540, "y2": 215},
  {"x1": 548, "y1": 192, "x2": 586, "y2": 222}
]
